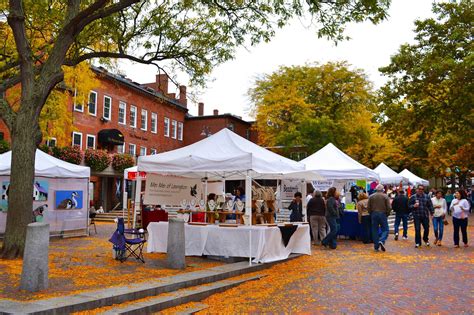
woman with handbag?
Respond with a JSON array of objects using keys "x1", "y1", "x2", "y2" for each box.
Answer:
[
  {"x1": 431, "y1": 190, "x2": 447, "y2": 246},
  {"x1": 450, "y1": 190, "x2": 470, "y2": 248}
]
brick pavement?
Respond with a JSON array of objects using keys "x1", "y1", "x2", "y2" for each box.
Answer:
[{"x1": 177, "y1": 214, "x2": 474, "y2": 314}]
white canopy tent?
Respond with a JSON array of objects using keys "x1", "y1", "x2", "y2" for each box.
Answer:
[
  {"x1": 373, "y1": 163, "x2": 407, "y2": 184},
  {"x1": 300, "y1": 143, "x2": 379, "y2": 181},
  {"x1": 399, "y1": 169, "x2": 429, "y2": 186},
  {"x1": 0, "y1": 149, "x2": 90, "y2": 235},
  {"x1": 137, "y1": 128, "x2": 312, "y2": 264}
]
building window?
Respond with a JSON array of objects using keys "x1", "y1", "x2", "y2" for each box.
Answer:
[
  {"x1": 72, "y1": 132, "x2": 82, "y2": 149},
  {"x1": 171, "y1": 120, "x2": 177, "y2": 139},
  {"x1": 151, "y1": 112, "x2": 157, "y2": 134},
  {"x1": 117, "y1": 144, "x2": 125, "y2": 154},
  {"x1": 140, "y1": 109, "x2": 148, "y2": 131},
  {"x1": 88, "y1": 91, "x2": 97, "y2": 116},
  {"x1": 128, "y1": 143, "x2": 136, "y2": 156},
  {"x1": 150, "y1": 148, "x2": 157, "y2": 155},
  {"x1": 164, "y1": 117, "x2": 170, "y2": 137},
  {"x1": 46, "y1": 138, "x2": 57, "y2": 147},
  {"x1": 118, "y1": 101, "x2": 126, "y2": 124},
  {"x1": 103, "y1": 96, "x2": 112, "y2": 120},
  {"x1": 74, "y1": 89, "x2": 83, "y2": 112},
  {"x1": 177, "y1": 122, "x2": 183, "y2": 141},
  {"x1": 246, "y1": 129, "x2": 250, "y2": 140},
  {"x1": 130, "y1": 105, "x2": 137, "y2": 128},
  {"x1": 86, "y1": 134, "x2": 96, "y2": 149},
  {"x1": 140, "y1": 146, "x2": 147, "y2": 156},
  {"x1": 227, "y1": 123, "x2": 234, "y2": 131}
]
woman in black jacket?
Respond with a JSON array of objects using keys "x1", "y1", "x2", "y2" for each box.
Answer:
[
  {"x1": 321, "y1": 187, "x2": 340, "y2": 249},
  {"x1": 288, "y1": 192, "x2": 303, "y2": 222}
]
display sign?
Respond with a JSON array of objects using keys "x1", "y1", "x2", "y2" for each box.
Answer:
[
  {"x1": 144, "y1": 174, "x2": 202, "y2": 207},
  {"x1": 281, "y1": 179, "x2": 301, "y2": 199},
  {"x1": 311, "y1": 180, "x2": 334, "y2": 192},
  {"x1": 127, "y1": 171, "x2": 147, "y2": 180}
]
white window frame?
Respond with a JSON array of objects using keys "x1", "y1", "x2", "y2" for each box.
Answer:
[
  {"x1": 151, "y1": 112, "x2": 157, "y2": 134},
  {"x1": 150, "y1": 148, "x2": 157, "y2": 155},
  {"x1": 171, "y1": 120, "x2": 177, "y2": 139},
  {"x1": 118, "y1": 101, "x2": 127, "y2": 125},
  {"x1": 72, "y1": 132, "x2": 82, "y2": 149},
  {"x1": 164, "y1": 117, "x2": 170, "y2": 137},
  {"x1": 103, "y1": 95, "x2": 112, "y2": 121},
  {"x1": 86, "y1": 134, "x2": 96, "y2": 149},
  {"x1": 140, "y1": 109, "x2": 148, "y2": 131},
  {"x1": 88, "y1": 90, "x2": 97, "y2": 116},
  {"x1": 128, "y1": 143, "x2": 136, "y2": 156},
  {"x1": 177, "y1": 122, "x2": 183, "y2": 141},
  {"x1": 74, "y1": 89, "x2": 84, "y2": 112},
  {"x1": 130, "y1": 105, "x2": 137, "y2": 128},
  {"x1": 140, "y1": 146, "x2": 147, "y2": 156},
  {"x1": 46, "y1": 137, "x2": 57, "y2": 147},
  {"x1": 117, "y1": 143, "x2": 125, "y2": 154}
]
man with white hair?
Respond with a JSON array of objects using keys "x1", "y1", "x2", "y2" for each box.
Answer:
[{"x1": 368, "y1": 184, "x2": 392, "y2": 251}]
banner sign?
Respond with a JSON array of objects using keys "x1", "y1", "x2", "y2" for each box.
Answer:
[
  {"x1": 311, "y1": 180, "x2": 334, "y2": 192},
  {"x1": 127, "y1": 171, "x2": 147, "y2": 180},
  {"x1": 143, "y1": 174, "x2": 202, "y2": 207},
  {"x1": 281, "y1": 179, "x2": 301, "y2": 199}
]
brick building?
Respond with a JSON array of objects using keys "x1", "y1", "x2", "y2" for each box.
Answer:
[
  {"x1": 184, "y1": 102, "x2": 257, "y2": 145},
  {"x1": 0, "y1": 66, "x2": 259, "y2": 211}
]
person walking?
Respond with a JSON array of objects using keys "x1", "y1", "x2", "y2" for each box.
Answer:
[
  {"x1": 431, "y1": 190, "x2": 447, "y2": 246},
  {"x1": 392, "y1": 189, "x2": 410, "y2": 240},
  {"x1": 321, "y1": 187, "x2": 339, "y2": 249},
  {"x1": 357, "y1": 192, "x2": 372, "y2": 244},
  {"x1": 445, "y1": 189, "x2": 454, "y2": 215},
  {"x1": 450, "y1": 190, "x2": 470, "y2": 248},
  {"x1": 409, "y1": 184, "x2": 434, "y2": 248},
  {"x1": 288, "y1": 192, "x2": 303, "y2": 222},
  {"x1": 307, "y1": 190, "x2": 327, "y2": 245},
  {"x1": 367, "y1": 184, "x2": 391, "y2": 252}
]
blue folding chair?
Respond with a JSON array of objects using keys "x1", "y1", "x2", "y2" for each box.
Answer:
[{"x1": 109, "y1": 218, "x2": 146, "y2": 263}]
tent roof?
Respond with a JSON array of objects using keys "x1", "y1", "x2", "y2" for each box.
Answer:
[
  {"x1": 137, "y1": 128, "x2": 306, "y2": 180},
  {"x1": 0, "y1": 149, "x2": 90, "y2": 178},
  {"x1": 399, "y1": 169, "x2": 429, "y2": 186},
  {"x1": 301, "y1": 143, "x2": 379, "y2": 180},
  {"x1": 374, "y1": 163, "x2": 407, "y2": 184}
]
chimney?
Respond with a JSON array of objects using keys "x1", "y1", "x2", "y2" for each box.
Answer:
[
  {"x1": 213, "y1": 109, "x2": 219, "y2": 116},
  {"x1": 198, "y1": 102, "x2": 204, "y2": 116},
  {"x1": 156, "y1": 73, "x2": 169, "y2": 95},
  {"x1": 179, "y1": 85, "x2": 187, "y2": 107}
]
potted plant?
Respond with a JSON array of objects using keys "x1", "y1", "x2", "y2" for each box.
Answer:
[
  {"x1": 54, "y1": 145, "x2": 83, "y2": 165},
  {"x1": 112, "y1": 153, "x2": 135, "y2": 172},
  {"x1": 84, "y1": 149, "x2": 111, "y2": 172}
]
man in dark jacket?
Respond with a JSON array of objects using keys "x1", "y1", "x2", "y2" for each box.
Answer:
[
  {"x1": 409, "y1": 184, "x2": 434, "y2": 248},
  {"x1": 392, "y1": 189, "x2": 410, "y2": 240}
]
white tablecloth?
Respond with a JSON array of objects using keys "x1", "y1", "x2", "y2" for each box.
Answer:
[{"x1": 147, "y1": 222, "x2": 311, "y2": 263}]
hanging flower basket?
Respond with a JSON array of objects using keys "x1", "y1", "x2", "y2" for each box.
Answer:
[
  {"x1": 112, "y1": 153, "x2": 135, "y2": 172},
  {"x1": 84, "y1": 149, "x2": 111, "y2": 172},
  {"x1": 54, "y1": 145, "x2": 83, "y2": 165}
]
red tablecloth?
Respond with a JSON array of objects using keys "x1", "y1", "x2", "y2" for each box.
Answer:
[{"x1": 142, "y1": 210, "x2": 168, "y2": 229}]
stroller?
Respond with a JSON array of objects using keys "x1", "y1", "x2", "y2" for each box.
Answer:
[{"x1": 109, "y1": 218, "x2": 146, "y2": 263}]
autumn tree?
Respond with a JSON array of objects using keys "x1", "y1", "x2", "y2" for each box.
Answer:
[
  {"x1": 0, "y1": 1, "x2": 391, "y2": 257},
  {"x1": 250, "y1": 62, "x2": 400, "y2": 167},
  {"x1": 377, "y1": 1, "x2": 473, "y2": 182}
]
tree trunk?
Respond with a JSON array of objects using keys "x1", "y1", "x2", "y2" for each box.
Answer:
[{"x1": 1, "y1": 108, "x2": 41, "y2": 259}]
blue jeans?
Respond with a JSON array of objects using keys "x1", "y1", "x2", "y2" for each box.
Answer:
[
  {"x1": 361, "y1": 215, "x2": 372, "y2": 243},
  {"x1": 371, "y1": 212, "x2": 389, "y2": 249},
  {"x1": 322, "y1": 217, "x2": 339, "y2": 249},
  {"x1": 432, "y1": 216, "x2": 444, "y2": 241},
  {"x1": 414, "y1": 216, "x2": 430, "y2": 245},
  {"x1": 394, "y1": 214, "x2": 409, "y2": 237}
]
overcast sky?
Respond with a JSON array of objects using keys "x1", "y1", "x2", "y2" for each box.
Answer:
[{"x1": 121, "y1": 0, "x2": 435, "y2": 120}]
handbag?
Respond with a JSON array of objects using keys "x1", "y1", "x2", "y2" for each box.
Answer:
[{"x1": 443, "y1": 218, "x2": 449, "y2": 226}]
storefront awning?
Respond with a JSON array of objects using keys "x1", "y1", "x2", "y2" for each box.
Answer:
[{"x1": 98, "y1": 129, "x2": 124, "y2": 145}]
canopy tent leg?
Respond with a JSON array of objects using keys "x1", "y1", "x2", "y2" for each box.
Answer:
[
  {"x1": 245, "y1": 172, "x2": 252, "y2": 265},
  {"x1": 203, "y1": 174, "x2": 208, "y2": 222},
  {"x1": 133, "y1": 175, "x2": 142, "y2": 229},
  {"x1": 302, "y1": 180, "x2": 307, "y2": 222},
  {"x1": 122, "y1": 177, "x2": 127, "y2": 222}
]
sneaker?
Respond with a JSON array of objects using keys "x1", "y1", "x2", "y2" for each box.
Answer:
[
  {"x1": 403, "y1": 236, "x2": 408, "y2": 240},
  {"x1": 379, "y1": 241, "x2": 386, "y2": 252},
  {"x1": 464, "y1": 244, "x2": 469, "y2": 247},
  {"x1": 437, "y1": 241, "x2": 442, "y2": 246},
  {"x1": 394, "y1": 233, "x2": 399, "y2": 241},
  {"x1": 415, "y1": 244, "x2": 420, "y2": 248},
  {"x1": 454, "y1": 245, "x2": 460, "y2": 248},
  {"x1": 434, "y1": 238, "x2": 438, "y2": 245}
]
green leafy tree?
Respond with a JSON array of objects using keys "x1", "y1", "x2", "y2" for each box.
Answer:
[
  {"x1": 377, "y1": 1, "x2": 473, "y2": 181},
  {"x1": 250, "y1": 62, "x2": 399, "y2": 167},
  {"x1": 0, "y1": 0, "x2": 391, "y2": 258}
]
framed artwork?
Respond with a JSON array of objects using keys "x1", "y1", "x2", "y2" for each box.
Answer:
[
  {"x1": 0, "y1": 179, "x2": 49, "y2": 212},
  {"x1": 55, "y1": 190, "x2": 84, "y2": 210}
]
